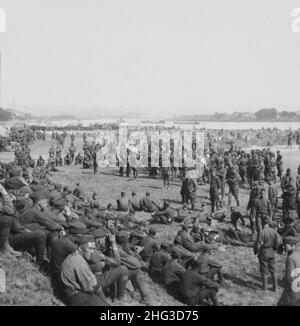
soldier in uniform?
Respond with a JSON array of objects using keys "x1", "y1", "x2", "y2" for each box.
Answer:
[
  {"x1": 253, "y1": 188, "x2": 272, "y2": 234},
  {"x1": 215, "y1": 157, "x2": 226, "y2": 199},
  {"x1": 253, "y1": 219, "x2": 282, "y2": 292},
  {"x1": 181, "y1": 177, "x2": 197, "y2": 210},
  {"x1": 209, "y1": 169, "x2": 221, "y2": 214},
  {"x1": 226, "y1": 162, "x2": 241, "y2": 207},
  {"x1": 69, "y1": 142, "x2": 77, "y2": 163},
  {"x1": 281, "y1": 169, "x2": 296, "y2": 222},
  {"x1": 276, "y1": 150, "x2": 283, "y2": 182},
  {"x1": 268, "y1": 179, "x2": 278, "y2": 221},
  {"x1": 37, "y1": 156, "x2": 45, "y2": 167},
  {"x1": 238, "y1": 153, "x2": 248, "y2": 185}
]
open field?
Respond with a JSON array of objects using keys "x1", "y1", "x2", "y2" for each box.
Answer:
[{"x1": 1, "y1": 135, "x2": 300, "y2": 306}]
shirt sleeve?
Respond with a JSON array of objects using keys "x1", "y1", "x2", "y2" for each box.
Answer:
[
  {"x1": 75, "y1": 263, "x2": 98, "y2": 293},
  {"x1": 196, "y1": 274, "x2": 220, "y2": 289},
  {"x1": 0, "y1": 195, "x2": 14, "y2": 215},
  {"x1": 34, "y1": 209, "x2": 61, "y2": 231},
  {"x1": 286, "y1": 256, "x2": 296, "y2": 284}
]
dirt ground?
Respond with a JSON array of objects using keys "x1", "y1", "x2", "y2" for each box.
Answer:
[{"x1": 1, "y1": 134, "x2": 300, "y2": 306}]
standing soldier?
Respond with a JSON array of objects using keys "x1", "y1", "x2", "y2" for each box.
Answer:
[
  {"x1": 288, "y1": 132, "x2": 293, "y2": 149},
  {"x1": 226, "y1": 162, "x2": 241, "y2": 207},
  {"x1": 247, "y1": 182, "x2": 261, "y2": 237},
  {"x1": 209, "y1": 169, "x2": 221, "y2": 214},
  {"x1": 71, "y1": 132, "x2": 75, "y2": 143},
  {"x1": 278, "y1": 237, "x2": 300, "y2": 306},
  {"x1": 276, "y1": 150, "x2": 283, "y2": 182},
  {"x1": 254, "y1": 219, "x2": 282, "y2": 292},
  {"x1": 281, "y1": 169, "x2": 296, "y2": 222},
  {"x1": 69, "y1": 142, "x2": 77, "y2": 163},
  {"x1": 268, "y1": 179, "x2": 278, "y2": 221},
  {"x1": 92, "y1": 148, "x2": 98, "y2": 175},
  {"x1": 216, "y1": 158, "x2": 226, "y2": 200},
  {"x1": 182, "y1": 176, "x2": 197, "y2": 210},
  {"x1": 253, "y1": 188, "x2": 272, "y2": 235},
  {"x1": 238, "y1": 153, "x2": 248, "y2": 186}
]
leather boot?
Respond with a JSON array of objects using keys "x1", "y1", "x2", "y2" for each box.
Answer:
[
  {"x1": 271, "y1": 274, "x2": 278, "y2": 292},
  {"x1": 1, "y1": 242, "x2": 21, "y2": 257},
  {"x1": 262, "y1": 275, "x2": 268, "y2": 291},
  {"x1": 210, "y1": 292, "x2": 220, "y2": 306},
  {"x1": 117, "y1": 275, "x2": 128, "y2": 300}
]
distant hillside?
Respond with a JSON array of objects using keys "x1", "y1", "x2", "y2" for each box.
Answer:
[{"x1": 34, "y1": 115, "x2": 76, "y2": 121}]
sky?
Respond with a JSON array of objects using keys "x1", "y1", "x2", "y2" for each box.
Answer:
[{"x1": 0, "y1": 0, "x2": 300, "y2": 117}]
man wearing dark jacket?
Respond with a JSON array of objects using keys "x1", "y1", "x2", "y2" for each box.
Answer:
[
  {"x1": 181, "y1": 259, "x2": 221, "y2": 306},
  {"x1": 254, "y1": 219, "x2": 282, "y2": 292}
]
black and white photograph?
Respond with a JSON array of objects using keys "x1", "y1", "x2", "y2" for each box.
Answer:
[{"x1": 0, "y1": 0, "x2": 300, "y2": 309}]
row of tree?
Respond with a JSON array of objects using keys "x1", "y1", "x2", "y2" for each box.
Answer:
[{"x1": 0, "y1": 108, "x2": 12, "y2": 121}]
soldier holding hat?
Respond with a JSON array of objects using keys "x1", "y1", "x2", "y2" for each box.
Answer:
[{"x1": 181, "y1": 259, "x2": 221, "y2": 306}]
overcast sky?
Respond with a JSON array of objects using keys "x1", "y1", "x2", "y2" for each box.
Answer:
[{"x1": 0, "y1": 0, "x2": 300, "y2": 116}]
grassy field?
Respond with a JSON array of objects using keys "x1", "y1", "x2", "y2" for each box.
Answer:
[{"x1": 1, "y1": 135, "x2": 300, "y2": 306}]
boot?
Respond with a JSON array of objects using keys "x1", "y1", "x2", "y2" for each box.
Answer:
[
  {"x1": 1, "y1": 242, "x2": 22, "y2": 257},
  {"x1": 210, "y1": 293, "x2": 220, "y2": 306},
  {"x1": 117, "y1": 275, "x2": 128, "y2": 300},
  {"x1": 262, "y1": 275, "x2": 268, "y2": 292},
  {"x1": 271, "y1": 274, "x2": 278, "y2": 292}
]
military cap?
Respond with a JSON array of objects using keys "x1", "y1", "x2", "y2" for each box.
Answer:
[
  {"x1": 160, "y1": 241, "x2": 171, "y2": 249},
  {"x1": 18, "y1": 186, "x2": 32, "y2": 195},
  {"x1": 68, "y1": 220, "x2": 88, "y2": 235},
  {"x1": 77, "y1": 234, "x2": 95, "y2": 246},
  {"x1": 91, "y1": 228, "x2": 107, "y2": 239},
  {"x1": 149, "y1": 227, "x2": 156, "y2": 236},
  {"x1": 29, "y1": 191, "x2": 49, "y2": 201},
  {"x1": 117, "y1": 231, "x2": 130, "y2": 239},
  {"x1": 15, "y1": 198, "x2": 30, "y2": 211},
  {"x1": 283, "y1": 236, "x2": 300, "y2": 246}
]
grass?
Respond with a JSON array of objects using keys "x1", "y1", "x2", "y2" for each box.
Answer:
[{"x1": 0, "y1": 135, "x2": 300, "y2": 306}]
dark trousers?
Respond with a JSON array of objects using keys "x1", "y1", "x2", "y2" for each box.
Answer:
[
  {"x1": 186, "y1": 288, "x2": 218, "y2": 306},
  {"x1": 0, "y1": 215, "x2": 12, "y2": 249},
  {"x1": 210, "y1": 189, "x2": 219, "y2": 213},
  {"x1": 9, "y1": 231, "x2": 46, "y2": 264},
  {"x1": 127, "y1": 269, "x2": 147, "y2": 300},
  {"x1": 182, "y1": 194, "x2": 195, "y2": 210},
  {"x1": 228, "y1": 184, "x2": 240, "y2": 206},
  {"x1": 132, "y1": 167, "x2": 139, "y2": 179}
]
